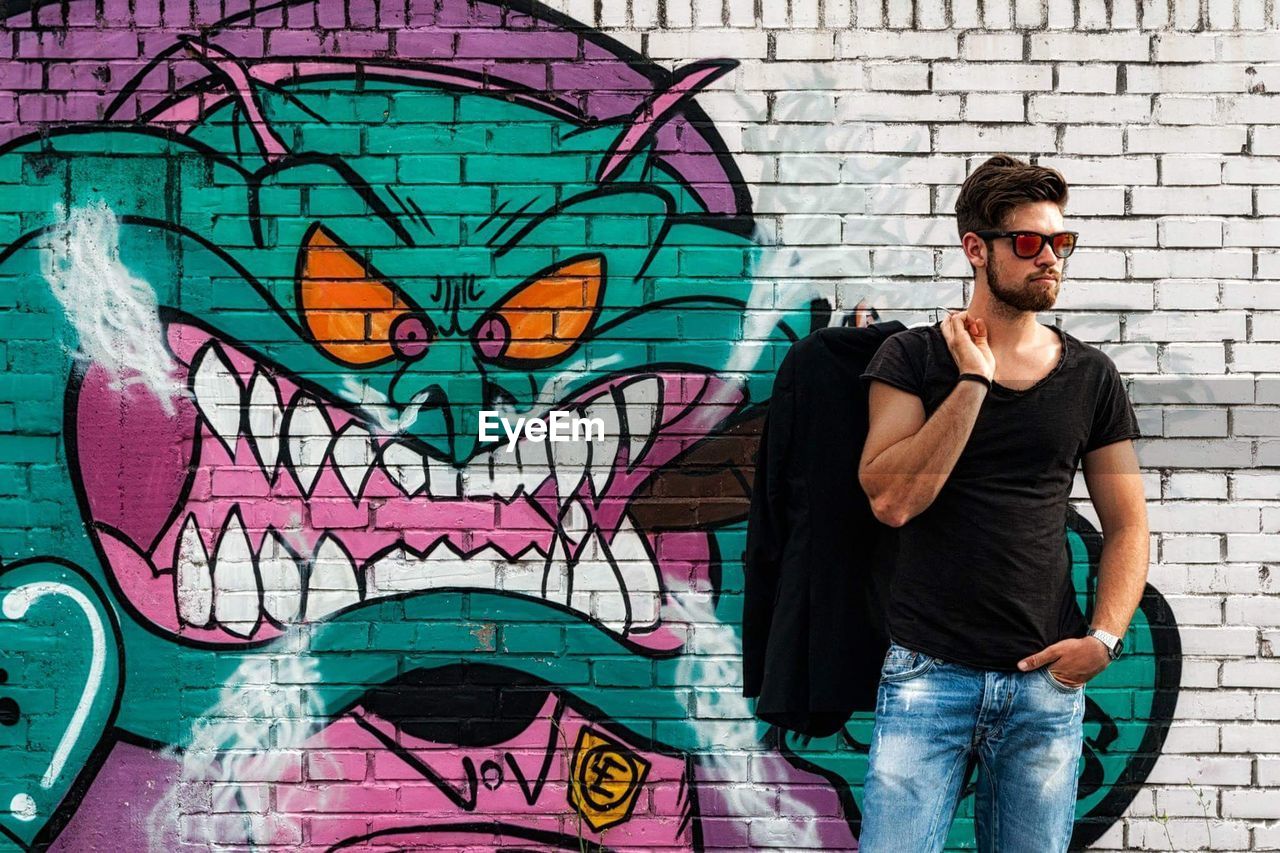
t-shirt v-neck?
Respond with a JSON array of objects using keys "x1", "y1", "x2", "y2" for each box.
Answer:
[{"x1": 983, "y1": 322, "x2": 1067, "y2": 396}]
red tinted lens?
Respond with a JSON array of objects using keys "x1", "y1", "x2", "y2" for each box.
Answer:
[
  {"x1": 1052, "y1": 233, "x2": 1076, "y2": 257},
  {"x1": 1012, "y1": 233, "x2": 1043, "y2": 257}
]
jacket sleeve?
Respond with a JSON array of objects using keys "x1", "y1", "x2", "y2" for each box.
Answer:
[{"x1": 742, "y1": 345, "x2": 797, "y2": 698}]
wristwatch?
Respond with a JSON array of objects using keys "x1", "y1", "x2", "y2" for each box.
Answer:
[{"x1": 1087, "y1": 627, "x2": 1124, "y2": 661}]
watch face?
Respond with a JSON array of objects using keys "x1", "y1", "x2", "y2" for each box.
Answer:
[{"x1": 1112, "y1": 637, "x2": 1124, "y2": 659}]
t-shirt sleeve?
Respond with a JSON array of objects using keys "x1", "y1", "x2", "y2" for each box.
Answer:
[
  {"x1": 1085, "y1": 357, "x2": 1141, "y2": 452},
  {"x1": 860, "y1": 332, "x2": 925, "y2": 399}
]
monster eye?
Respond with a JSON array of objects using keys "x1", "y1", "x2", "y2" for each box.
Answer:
[
  {"x1": 473, "y1": 254, "x2": 604, "y2": 365},
  {"x1": 297, "y1": 223, "x2": 426, "y2": 366}
]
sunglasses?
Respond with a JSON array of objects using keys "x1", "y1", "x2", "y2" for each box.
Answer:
[{"x1": 974, "y1": 229, "x2": 1079, "y2": 259}]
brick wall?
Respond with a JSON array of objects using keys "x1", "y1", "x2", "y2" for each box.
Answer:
[{"x1": 0, "y1": 0, "x2": 1275, "y2": 850}]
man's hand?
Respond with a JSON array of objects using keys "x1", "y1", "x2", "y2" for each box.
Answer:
[
  {"x1": 1016, "y1": 637, "x2": 1111, "y2": 688},
  {"x1": 939, "y1": 310, "x2": 996, "y2": 380}
]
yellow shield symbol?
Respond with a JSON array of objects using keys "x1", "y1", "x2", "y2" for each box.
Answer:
[{"x1": 568, "y1": 727, "x2": 652, "y2": 832}]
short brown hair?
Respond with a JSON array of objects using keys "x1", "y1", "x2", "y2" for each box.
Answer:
[{"x1": 954, "y1": 154, "x2": 1069, "y2": 241}]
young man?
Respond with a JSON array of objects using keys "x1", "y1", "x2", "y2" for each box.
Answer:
[{"x1": 855, "y1": 154, "x2": 1149, "y2": 852}]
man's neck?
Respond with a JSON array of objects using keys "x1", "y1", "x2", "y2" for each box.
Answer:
[{"x1": 963, "y1": 289, "x2": 1045, "y2": 351}]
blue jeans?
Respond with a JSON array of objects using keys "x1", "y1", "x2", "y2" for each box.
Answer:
[{"x1": 858, "y1": 641, "x2": 1085, "y2": 852}]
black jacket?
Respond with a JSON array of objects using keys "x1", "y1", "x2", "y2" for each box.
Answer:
[{"x1": 742, "y1": 320, "x2": 906, "y2": 737}]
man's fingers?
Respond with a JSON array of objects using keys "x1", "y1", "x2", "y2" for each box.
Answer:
[{"x1": 1017, "y1": 644, "x2": 1058, "y2": 670}]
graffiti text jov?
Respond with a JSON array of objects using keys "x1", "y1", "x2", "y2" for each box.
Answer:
[{"x1": 0, "y1": 1, "x2": 1178, "y2": 850}]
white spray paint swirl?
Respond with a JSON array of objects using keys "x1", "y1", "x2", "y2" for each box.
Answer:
[
  {"x1": 145, "y1": 628, "x2": 327, "y2": 850},
  {"x1": 660, "y1": 67, "x2": 926, "y2": 845},
  {"x1": 39, "y1": 199, "x2": 186, "y2": 414}
]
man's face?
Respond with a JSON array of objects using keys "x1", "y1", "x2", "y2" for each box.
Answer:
[{"x1": 982, "y1": 200, "x2": 1067, "y2": 313}]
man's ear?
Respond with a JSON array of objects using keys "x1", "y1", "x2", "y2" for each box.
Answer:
[{"x1": 961, "y1": 231, "x2": 989, "y2": 269}]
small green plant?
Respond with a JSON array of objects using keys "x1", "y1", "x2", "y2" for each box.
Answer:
[
  {"x1": 1153, "y1": 805, "x2": 1176, "y2": 851},
  {"x1": 1153, "y1": 784, "x2": 1216, "y2": 851},
  {"x1": 1190, "y1": 783, "x2": 1213, "y2": 849},
  {"x1": 550, "y1": 713, "x2": 610, "y2": 853}
]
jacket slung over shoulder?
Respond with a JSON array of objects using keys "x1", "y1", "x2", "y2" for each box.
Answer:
[{"x1": 742, "y1": 320, "x2": 905, "y2": 738}]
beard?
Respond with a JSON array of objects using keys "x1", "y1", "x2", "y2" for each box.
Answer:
[{"x1": 986, "y1": 253, "x2": 1060, "y2": 313}]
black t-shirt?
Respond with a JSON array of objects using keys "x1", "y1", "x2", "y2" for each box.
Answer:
[{"x1": 859, "y1": 320, "x2": 1141, "y2": 670}]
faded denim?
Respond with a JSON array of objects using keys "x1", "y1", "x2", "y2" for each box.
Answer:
[{"x1": 858, "y1": 640, "x2": 1085, "y2": 852}]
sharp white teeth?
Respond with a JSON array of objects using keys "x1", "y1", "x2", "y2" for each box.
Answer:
[
  {"x1": 259, "y1": 529, "x2": 302, "y2": 624},
  {"x1": 284, "y1": 522, "x2": 655, "y2": 636},
  {"x1": 381, "y1": 441, "x2": 427, "y2": 496},
  {"x1": 331, "y1": 424, "x2": 375, "y2": 500},
  {"x1": 609, "y1": 514, "x2": 662, "y2": 632},
  {"x1": 616, "y1": 376, "x2": 661, "y2": 473},
  {"x1": 248, "y1": 372, "x2": 283, "y2": 479},
  {"x1": 550, "y1": 430, "x2": 590, "y2": 505},
  {"x1": 428, "y1": 540, "x2": 500, "y2": 588},
  {"x1": 516, "y1": 436, "x2": 553, "y2": 495},
  {"x1": 305, "y1": 535, "x2": 360, "y2": 620},
  {"x1": 489, "y1": 452, "x2": 525, "y2": 501},
  {"x1": 191, "y1": 344, "x2": 244, "y2": 455},
  {"x1": 498, "y1": 544, "x2": 551, "y2": 595},
  {"x1": 569, "y1": 529, "x2": 628, "y2": 632},
  {"x1": 212, "y1": 513, "x2": 261, "y2": 638},
  {"x1": 366, "y1": 540, "x2": 501, "y2": 599},
  {"x1": 175, "y1": 515, "x2": 212, "y2": 626},
  {"x1": 541, "y1": 534, "x2": 571, "y2": 604},
  {"x1": 286, "y1": 396, "x2": 333, "y2": 495},
  {"x1": 580, "y1": 398, "x2": 620, "y2": 498},
  {"x1": 365, "y1": 546, "x2": 425, "y2": 599},
  {"x1": 461, "y1": 451, "x2": 496, "y2": 499},
  {"x1": 426, "y1": 456, "x2": 459, "y2": 498},
  {"x1": 560, "y1": 498, "x2": 590, "y2": 547}
]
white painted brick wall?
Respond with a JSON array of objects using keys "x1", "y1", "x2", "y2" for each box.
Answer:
[{"x1": 661, "y1": 7, "x2": 1280, "y2": 847}]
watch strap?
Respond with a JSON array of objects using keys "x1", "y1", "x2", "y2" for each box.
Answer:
[
  {"x1": 957, "y1": 372, "x2": 991, "y2": 390},
  {"x1": 1087, "y1": 627, "x2": 1123, "y2": 660}
]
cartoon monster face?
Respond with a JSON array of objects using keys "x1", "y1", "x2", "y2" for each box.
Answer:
[
  {"x1": 54, "y1": 69, "x2": 784, "y2": 654},
  {"x1": 0, "y1": 22, "x2": 824, "y2": 844}
]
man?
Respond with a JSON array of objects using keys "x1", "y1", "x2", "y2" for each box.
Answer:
[{"x1": 855, "y1": 154, "x2": 1149, "y2": 852}]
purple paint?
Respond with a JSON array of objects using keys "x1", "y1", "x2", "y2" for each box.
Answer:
[
  {"x1": 390, "y1": 314, "x2": 433, "y2": 361},
  {"x1": 76, "y1": 363, "x2": 197, "y2": 551},
  {"x1": 1, "y1": 0, "x2": 747, "y2": 219},
  {"x1": 47, "y1": 741, "x2": 183, "y2": 853}
]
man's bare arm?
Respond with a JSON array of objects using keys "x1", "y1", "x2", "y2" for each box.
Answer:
[
  {"x1": 858, "y1": 378, "x2": 988, "y2": 528},
  {"x1": 1016, "y1": 437, "x2": 1148, "y2": 683},
  {"x1": 859, "y1": 311, "x2": 996, "y2": 528},
  {"x1": 1081, "y1": 438, "x2": 1149, "y2": 639}
]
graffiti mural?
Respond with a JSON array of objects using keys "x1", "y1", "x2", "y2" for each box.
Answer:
[{"x1": 0, "y1": 1, "x2": 1179, "y2": 850}]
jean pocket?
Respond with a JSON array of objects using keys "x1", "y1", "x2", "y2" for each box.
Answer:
[
  {"x1": 1039, "y1": 665, "x2": 1084, "y2": 693},
  {"x1": 880, "y1": 643, "x2": 938, "y2": 683}
]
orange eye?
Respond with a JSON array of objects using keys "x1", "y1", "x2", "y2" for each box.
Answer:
[
  {"x1": 296, "y1": 223, "x2": 418, "y2": 366},
  {"x1": 473, "y1": 255, "x2": 604, "y2": 365}
]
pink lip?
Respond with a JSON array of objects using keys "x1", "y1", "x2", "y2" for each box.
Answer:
[
  {"x1": 275, "y1": 694, "x2": 700, "y2": 851},
  {"x1": 77, "y1": 321, "x2": 745, "y2": 649}
]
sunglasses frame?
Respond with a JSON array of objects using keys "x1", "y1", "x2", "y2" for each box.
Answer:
[{"x1": 973, "y1": 229, "x2": 1079, "y2": 259}]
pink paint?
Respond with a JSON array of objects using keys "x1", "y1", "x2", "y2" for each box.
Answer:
[
  {"x1": 267, "y1": 694, "x2": 698, "y2": 850},
  {"x1": 76, "y1": 364, "x2": 196, "y2": 550},
  {"x1": 0, "y1": 0, "x2": 748, "y2": 220},
  {"x1": 598, "y1": 62, "x2": 734, "y2": 184}
]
